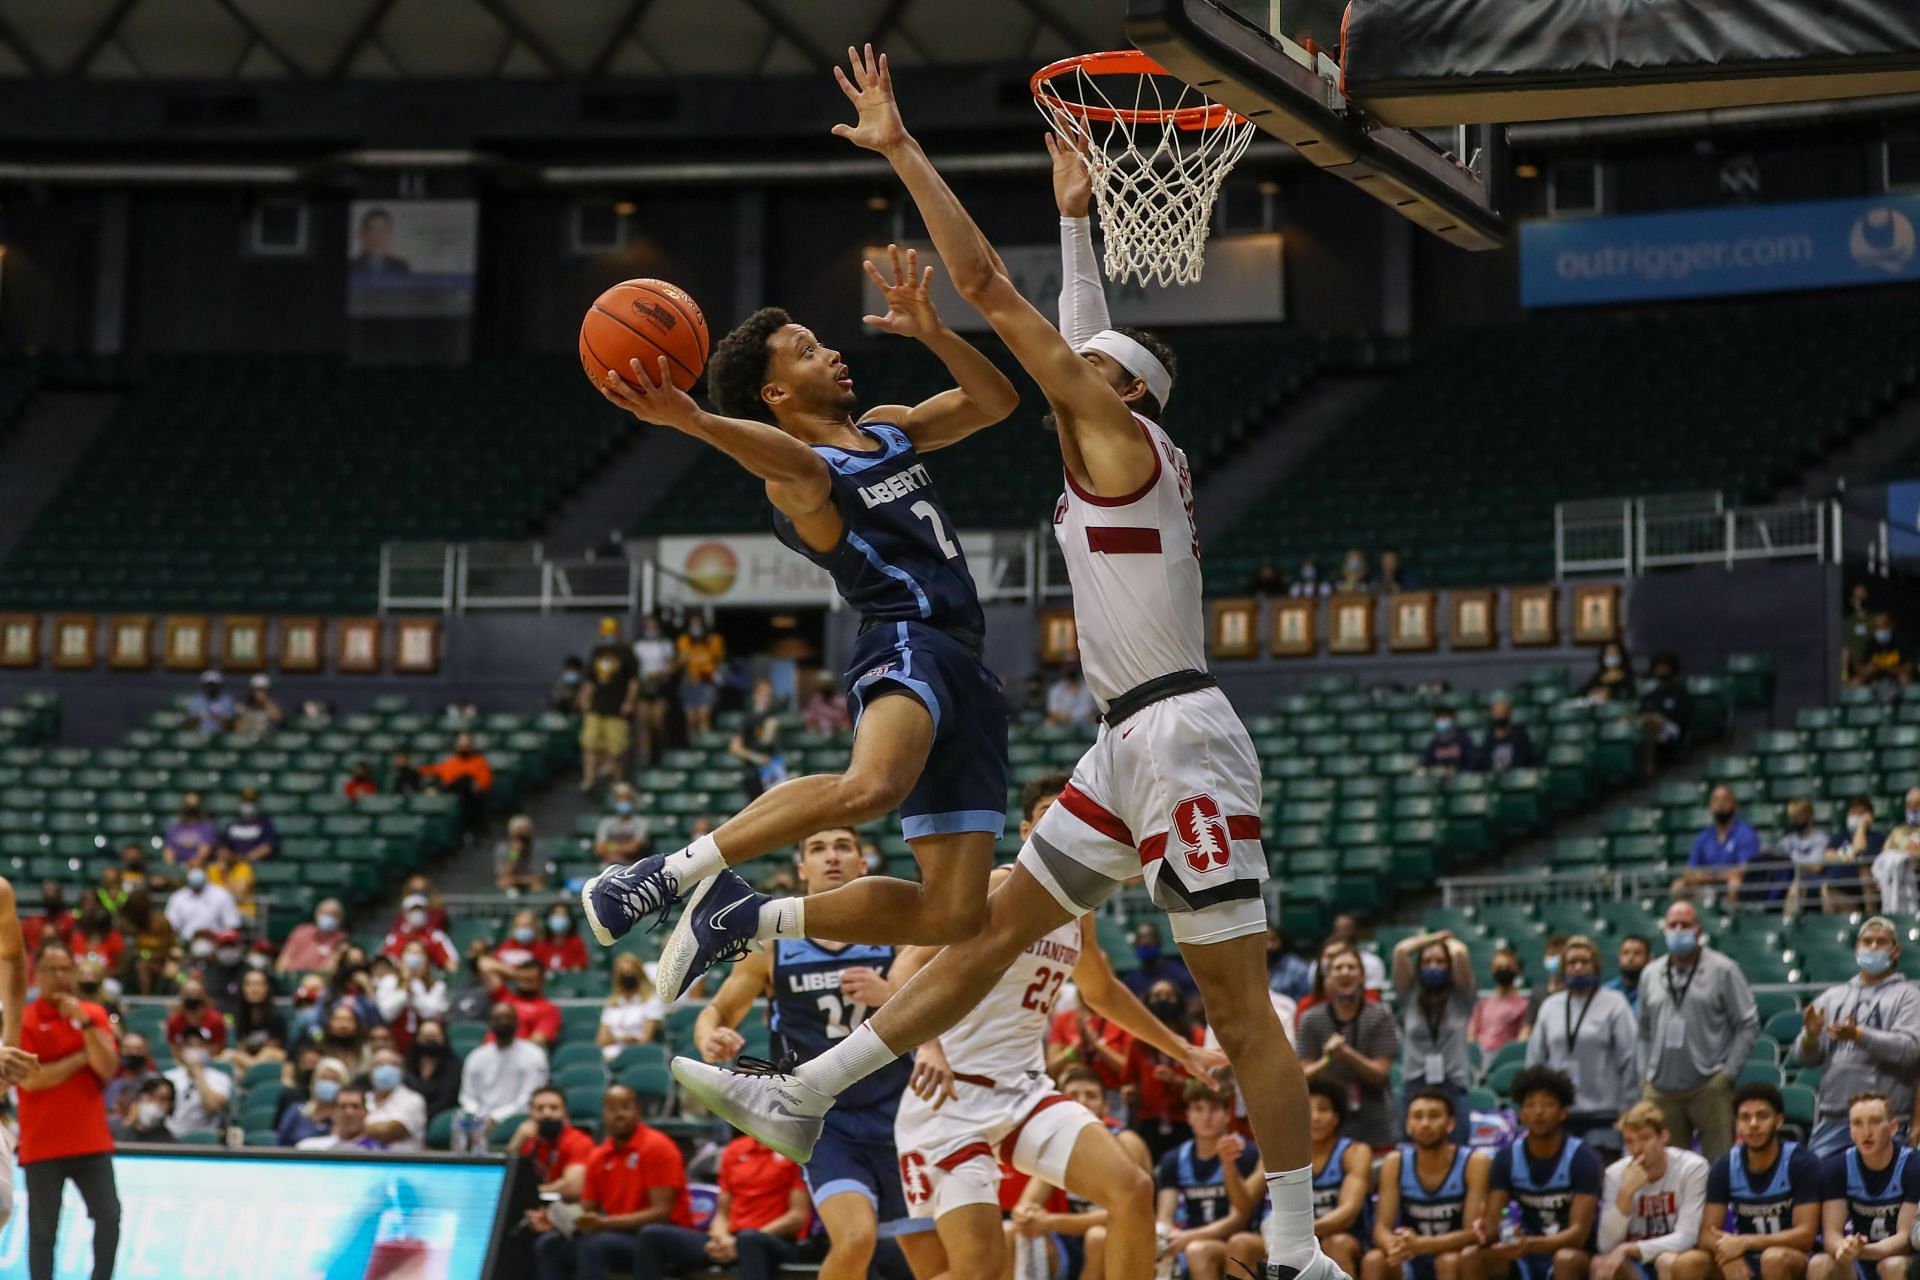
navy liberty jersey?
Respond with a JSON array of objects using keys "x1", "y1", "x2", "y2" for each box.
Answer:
[
  {"x1": 1493, "y1": 1134, "x2": 1603, "y2": 1240},
  {"x1": 1158, "y1": 1139, "x2": 1261, "y2": 1228},
  {"x1": 1313, "y1": 1137, "x2": 1357, "y2": 1218},
  {"x1": 771, "y1": 422, "x2": 987, "y2": 637},
  {"x1": 1827, "y1": 1146, "x2": 1920, "y2": 1243},
  {"x1": 1398, "y1": 1143, "x2": 1473, "y2": 1237},
  {"x1": 1712, "y1": 1140, "x2": 1819, "y2": 1238},
  {"x1": 769, "y1": 938, "x2": 910, "y2": 1113}
]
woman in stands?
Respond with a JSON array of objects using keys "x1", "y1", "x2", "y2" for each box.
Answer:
[
  {"x1": 598, "y1": 953, "x2": 666, "y2": 1061},
  {"x1": 1580, "y1": 642, "x2": 1635, "y2": 704},
  {"x1": 278, "y1": 1057, "x2": 352, "y2": 1147},
  {"x1": 222, "y1": 969, "x2": 289, "y2": 1076},
  {"x1": 403, "y1": 1018, "x2": 462, "y2": 1120},
  {"x1": 315, "y1": 1001, "x2": 373, "y2": 1080},
  {"x1": 540, "y1": 905, "x2": 588, "y2": 973}
]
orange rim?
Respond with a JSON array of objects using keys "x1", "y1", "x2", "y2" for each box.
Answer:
[{"x1": 1031, "y1": 50, "x2": 1245, "y2": 130}]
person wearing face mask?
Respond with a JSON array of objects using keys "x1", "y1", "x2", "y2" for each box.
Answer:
[
  {"x1": 1119, "y1": 920, "x2": 1201, "y2": 1009},
  {"x1": 1636, "y1": 901, "x2": 1760, "y2": 1161},
  {"x1": 511, "y1": 1086, "x2": 596, "y2": 1200},
  {"x1": 205, "y1": 841, "x2": 258, "y2": 925},
  {"x1": 1419, "y1": 707, "x2": 1479, "y2": 776},
  {"x1": 1121, "y1": 977, "x2": 1210, "y2": 1162},
  {"x1": 1391, "y1": 931, "x2": 1476, "y2": 1144},
  {"x1": 1821, "y1": 796, "x2": 1886, "y2": 917},
  {"x1": 1776, "y1": 798, "x2": 1830, "y2": 919},
  {"x1": 164, "y1": 977, "x2": 228, "y2": 1056},
  {"x1": 343, "y1": 758, "x2": 380, "y2": 801},
  {"x1": 380, "y1": 892, "x2": 455, "y2": 972},
  {"x1": 104, "y1": 1031, "x2": 157, "y2": 1119},
  {"x1": 550, "y1": 655, "x2": 588, "y2": 714},
  {"x1": 219, "y1": 788, "x2": 280, "y2": 864},
  {"x1": 69, "y1": 904, "x2": 125, "y2": 980},
  {"x1": 581, "y1": 616, "x2": 641, "y2": 792},
  {"x1": 1636, "y1": 654, "x2": 1694, "y2": 776},
  {"x1": 458, "y1": 1003, "x2": 552, "y2": 1144},
  {"x1": 1290, "y1": 558, "x2": 1330, "y2": 599},
  {"x1": 1524, "y1": 937, "x2": 1638, "y2": 1163},
  {"x1": 494, "y1": 814, "x2": 549, "y2": 895},
  {"x1": 163, "y1": 860, "x2": 240, "y2": 941},
  {"x1": 163, "y1": 790, "x2": 219, "y2": 868},
  {"x1": 1337, "y1": 548, "x2": 1371, "y2": 593},
  {"x1": 403, "y1": 1018, "x2": 462, "y2": 1119},
  {"x1": 185, "y1": 669, "x2": 235, "y2": 735},
  {"x1": 633, "y1": 614, "x2": 679, "y2": 769},
  {"x1": 595, "y1": 782, "x2": 653, "y2": 867},
  {"x1": 1478, "y1": 698, "x2": 1537, "y2": 775},
  {"x1": 1607, "y1": 935, "x2": 1651, "y2": 1014},
  {"x1": 279, "y1": 1056, "x2": 351, "y2": 1146},
  {"x1": 277, "y1": 899, "x2": 349, "y2": 974},
  {"x1": 540, "y1": 907, "x2": 588, "y2": 974},
  {"x1": 420, "y1": 732, "x2": 494, "y2": 830},
  {"x1": 221, "y1": 968, "x2": 288, "y2": 1076},
  {"x1": 1469, "y1": 947, "x2": 1530, "y2": 1057},
  {"x1": 197, "y1": 927, "x2": 252, "y2": 1016},
  {"x1": 1674, "y1": 786, "x2": 1761, "y2": 914},
  {"x1": 109, "y1": 1077, "x2": 178, "y2": 1143},
  {"x1": 1842, "y1": 584, "x2": 1876, "y2": 682},
  {"x1": 1581, "y1": 641, "x2": 1637, "y2": 704},
  {"x1": 1525, "y1": 937, "x2": 1569, "y2": 1031},
  {"x1": 478, "y1": 956, "x2": 564, "y2": 1047},
  {"x1": 362, "y1": 1047, "x2": 427, "y2": 1151},
  {"x1": 1793, "y1": 917, "x2": 1920, "y2": 1158},
  {"x1": 1849, "y1": 612, "x2": 1912, "y2": 689},
  {"x1": 598, "y1": 955, "x2": 667, "y2": 1061},
  {"x1": 675, "y1": 613, "x2": 726, "y2": 738},
  {"x1": 373, "y1": 942, "x2": 450, "y2": 1050},
  {"x1": 163, "y1": 1032, "x2": 233, "y2": 1136}
]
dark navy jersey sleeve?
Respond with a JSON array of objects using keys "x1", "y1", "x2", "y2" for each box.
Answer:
[
  {"x1": 1489, "y1": 1145, "x2": 1514, "y2": 1193},
  {"x1": 1707, "y1": 1156, "x2": 1732, "y2": 1206},
  {"x1": 1568, "y1": 1144, "x2": 1604, "y2": 1196},
  {"x1": 1157, "y1": 1150, "x2": 1180, "y2": 1191},
  {"x1": 1901, "y1": 1152, "x2": 1920, "y2": 1202},
  {"x1": 1821, "y1": 1153, "x2": 1850, "y2": 1201},
  {"x1": 1790, "y1": 1148, "x2": 1825, "y2": 1207},
  {"x1": 1237, "y1": 1148, "x2": 1261, "y2": 1180}
]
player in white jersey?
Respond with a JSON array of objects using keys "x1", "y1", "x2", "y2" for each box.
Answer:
[
  {"x1": 891, "y1": 777, "x2": 1226, "y2": 1279},
  {"x1": 673, "y1": 48, "x2": 1333, "y2": 1280}
]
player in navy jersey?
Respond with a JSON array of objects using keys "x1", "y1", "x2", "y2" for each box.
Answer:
[
  {"x1": 1681, "y1": 1083, "x2": 1821, "y2": 1280},
  {"x1": 1810, "y1": 1093, "x2": 1920, "y2": 1280},
  {"x1": 583, "y1": 246, "x2": 1018, "y2": 999},
  {"x1": 1366, "y1": 1088, "x2": 1490, "y2": 1280},
  {"x1": 1157, "y1": 1082, "x2": 1266, "y2": 1280},
  {"x1": 688, "y1": 828, "x2": 945, "y2": 1280},
  {"x1": 1482, "y1": 1067, "x2": 1604, "y2": 1280}
]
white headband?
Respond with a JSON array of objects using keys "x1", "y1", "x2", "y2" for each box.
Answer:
[{"x1": 1080, "y1": 329, "x2": 1172, "y2": 412}]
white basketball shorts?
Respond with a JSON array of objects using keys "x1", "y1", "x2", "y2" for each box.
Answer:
[{"x1": 895, "y1": 1072, "x2": 1101, "y2": 1220}]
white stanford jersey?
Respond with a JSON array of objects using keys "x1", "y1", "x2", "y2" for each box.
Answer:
[
  {"x1": 937, "y1": 918, "x2": 1082, "y2": 1083},
  {"x1": 1052, "y1": 414, "x2": 1206, "y2": 710}
]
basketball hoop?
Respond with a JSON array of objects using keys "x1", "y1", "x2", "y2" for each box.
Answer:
[{"x1": 1032, "y1": 50, "x2": 1254, "y2": 288}]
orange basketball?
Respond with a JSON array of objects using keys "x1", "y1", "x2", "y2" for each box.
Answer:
[{"x1": 579, "y1": 278, "x2": 710, "y2": 393}]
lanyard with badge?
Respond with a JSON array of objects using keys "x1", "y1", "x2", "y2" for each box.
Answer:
[
  {"x1": 1421, "y1": 996, "x2": 1449, "y2": 1084},
  {"x1": 1330, "y1": 1006, "x2": 1365, "y2": 1110},
  {"x1": 1662, "y1": 962, "x2": 1695, "y2": 1052},
  {"x1": 1561, "y1": 993, "x2": 1594, "y2": 1089}
]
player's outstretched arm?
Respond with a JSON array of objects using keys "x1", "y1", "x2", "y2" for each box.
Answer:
[
  {"x1": 860, "y1": 244, "x2": 1018, "y2": 453},
  {"x1": 1071, "y1": 920, "x2": 1228, "y2": 1080},
  {"x1": 1049, "y1": 134, "x2": 1110, "y2": 352},
  {"x1": 597, "y1": 357, "x2": 838, "y2": 543},
  {"x1": 832, "y1": 45, "x2": 1152, "y2": 497}
]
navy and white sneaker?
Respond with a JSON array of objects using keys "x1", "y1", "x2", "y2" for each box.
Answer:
[
  {"x1": 670, "y1": 1054, "x2": 830, "y2": 1165},
  {"x1": 580, "y1": 853, "x2": 681, "y2": 947},
  {"x1": 654, "y1": 868, "x2": 765, "y2": 1000}
]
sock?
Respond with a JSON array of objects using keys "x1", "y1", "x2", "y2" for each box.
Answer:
[
  {"x1": 1263, "y1": 1166, "x2": 1319, "y2": 1273},
  {"x1": 794, "y1": 1022, "x2": 900, "y2": 1097},
  {"x1": 664, "y1": 834, "x2": 726, "y2": 892},
  {"x1": 754, "y1": 897, "x2": 806, "y2": 943}
]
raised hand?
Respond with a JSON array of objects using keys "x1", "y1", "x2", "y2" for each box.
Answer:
[
  {"x1": 862, "y1": 244, "x2": 942, "y2": 340},
  {"x1": 831, "y1": 44, "x2": 907, "y2": 154},
  {"x1": 1047, "y1": 133, "x2": 1093, "y2": 218},
  {"x1": 598, "y1": 356, "x2": 703, "y2": 431}
]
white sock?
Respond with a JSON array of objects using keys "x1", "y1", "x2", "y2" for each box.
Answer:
[
  {"x1": 793, "y1": 1022, "x2": 900, "y2": 1097},
  {"x1": 664, "y1": 834, "x2": 726, "y2": 892},
  {"x1": 754, "y1": 897, "x2": 806, "y2": 943},
  {"x1": 1263, "y1": 1166, "x2": 1319, "y2": 1273}
]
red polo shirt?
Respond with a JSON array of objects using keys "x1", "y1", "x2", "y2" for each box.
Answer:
[
  {"x1": 584, "y1": 1123, "x2": 692, "y2": 1226},
  {"x1": 519, "y1": 1125, "x2": 596, "y2": 1185},
  {"x1": 499, "y1": 990, "x2": 563, "y2": 1045},
  {"x1": 19, "y1": 997, "x2": 115, "y2": 1163},
  {"x1": 717, "y1": 1136, "x2": 805, "y2": 1232}
]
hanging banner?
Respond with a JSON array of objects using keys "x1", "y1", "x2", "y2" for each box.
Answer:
[
  {"x1": 347, "y1": 199, "x2": 479, "y2": 319},
  {"x1": 652, "y1": 529, "x2": 1016, "y2": 606},
  {"x1": 1521, "y1": 193, "x2": 1920, "y2": 307}
]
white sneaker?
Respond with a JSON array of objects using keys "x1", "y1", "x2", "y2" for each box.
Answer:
[
  {"x1": 1266, "y1": 1246, "x2": 1350, "y2": 1280},
  {"x1": 669, "y1": 1056, "x2": 831, "y2": 1164}
]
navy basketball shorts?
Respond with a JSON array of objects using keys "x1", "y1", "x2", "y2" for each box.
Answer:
[
  {"x1": 806, "y1": 1103, "x2": 935, "y2": 1238},
  {"x1": 845, "y1": 620, "x2": 1010, "y2": 842}
]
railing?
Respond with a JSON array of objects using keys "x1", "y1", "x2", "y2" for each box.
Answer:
[
  {"x1": 1439, "y1": 857, "x2": 1804, "y2": 913},
  {"x1": 1555, "y1": 491, "x2": 1838, "y2": 577},
  {"x1": 380, "y1": 541, "x2": 645, "y2": 614}
]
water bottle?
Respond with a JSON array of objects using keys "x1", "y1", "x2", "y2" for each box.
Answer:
[
  {"x1": 1014, "y1": 1232, "x2": 1049, "y2": 1280},
  {"x1": 1500, "y1": 1215, "x2": 1520, "y2": 1247},
  {"x1": 1154, "y1": 1224, "x2": 1177, "y2": 1280}
]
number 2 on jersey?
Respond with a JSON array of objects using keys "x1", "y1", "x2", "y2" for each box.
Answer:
[
  {"x1": 815, "y1": 992, "x2": 872, "y2": 1040},
  {"x1": 911, "y1": 501, "x2": 961, "y2": 561},
  {"x1": 1021, "y1": 966, "x2": 1067, "y2": 1016}
]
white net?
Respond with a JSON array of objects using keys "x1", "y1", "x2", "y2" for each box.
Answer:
[{"x1": 1034, "y1": 58, "x2": 1255, "y2": 288}]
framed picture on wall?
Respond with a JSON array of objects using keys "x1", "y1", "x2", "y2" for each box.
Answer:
[
  {"x1": 1039, "y1": 607, "x2": 1079, "y2": 665},
  {"x1": 1327, "y1": 593, "x2": 1375, "y2": 655},
  {"x1": 163, "y1": 617, "x2": 210, "y2": 671},
  {"x1": 221, "y1": 617, "x2": 266, "y2": 671},
  {"x1": 394, "y1": 618, "x2": 441, "y2": 674},
  {"x1": 1210, "y1": 599, "x2": 1260, "y2": 659},
  {"x1": 1271, "y1": 599, "x2": 1316, "y2": 657},
  {"x1": 0, "y1": 615, "x2": 38, "y2": 669},
  {"x1": 1388, "y1": 592, "x2": 1438, "y2": 652},
  {"x1": 51, "y1": 615, "x2": 96, "y2": 670},
  {"x1": 1572, "y1": 584, "x2": 1621, "y2": 644},
  {"x1": 1511, "y1": 586, "x2": 1560, "y2": 647},
  {"x1": 1449, "y1": 590, "x2": 1496, "y2": 650},
  {"x1": 337, "y1": 618, "x2": 382, "y2": 673},
  {"x1": 280, "y1": 618, "x2": 323, "y2": 672},
  {"x1": 107, "y1": 616, "x2": 153, "y2": 670}
]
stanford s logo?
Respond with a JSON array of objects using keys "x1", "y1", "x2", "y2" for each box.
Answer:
[
  {"x1": 631, "y1": 299, "x2": 678, "y2": 330},
  {"x1": 899, "y1": 1152, "x2": 932, "y2": 1207},
  {"x1": 1173, "y1": 794, "x2": 1229, "y2": 874}
]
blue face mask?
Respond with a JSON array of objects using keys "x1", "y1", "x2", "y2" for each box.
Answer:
[
  {"x1": 1543, "y1": 955, "x2": 1562, "y2": 977},
  {"x1": 548, "y1": 915, "x2": 571, "y2": 935},
  {"x1": 1859, "y1": 949, "x2": 1895, "y2": 977},
  {"x1": 513, "y1": 926, "x2": 536, "y2": 944},
  {"x1": 1665, "y1": 928, "x2": 1698, "y2": 956},
  {"x1": 1418, "y1": 965, "x2": 1450, "y2": 990},
  {"x1": 1134, "y1": 945, "x2": 1161, "y2": 967},
  {"x1": 370, "y1": 1064, "x2": 402, "y2": 1093},
  {"x1": 1565, "y1": 972, "x2": 1597, "y2": 992},
  {"x1": 615, "y1": 801, "x2": 634, "y2": 816},
  {"x1": 1434, "y1": 718, "x2": 1455, "y2": 734},
  {"x1": 313, "y1": 1078, "x2": 342, "y2": 1104}
]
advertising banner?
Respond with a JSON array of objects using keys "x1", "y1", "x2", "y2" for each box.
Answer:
[
  {"x1": 653, "y1": 530, "x2": 1014, "y2": 606},
  {"x1": 861, "y1": 233, "x2": 1284, "y2": 332},
  {"x1": 347, "y1": 199, "x2": 479, "y2": 319},
  {"x1": 1889, "y1": 480, "x2": 1920, "y2": 559},
  {"x1": 1521, "y1": 194, "x2": 1920, "y2": 307},
  {"x1": 5, "y1": 1150, "x2": 509, "y2": 1279}
]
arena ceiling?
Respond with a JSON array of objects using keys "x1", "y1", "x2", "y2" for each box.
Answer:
[{"x1": 0, "y1": 0, "x2": 1126, "y2": 80}]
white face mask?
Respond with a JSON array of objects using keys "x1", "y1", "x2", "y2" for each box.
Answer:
[{"x1": 135, "y1": 1100, "x2": 168, "y2": 1128}]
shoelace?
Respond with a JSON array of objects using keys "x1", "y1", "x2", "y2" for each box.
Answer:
[
  {"x1": 730, "y1": 1052, "x2": 801, "y2": 1077},
  {"x1": 610, "y1": 866, "x2": 679, "y2": 933}
]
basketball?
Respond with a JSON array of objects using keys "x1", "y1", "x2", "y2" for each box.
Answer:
[{"x1": 579, "y1": 278, "x2": 710, "y2": 392}]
